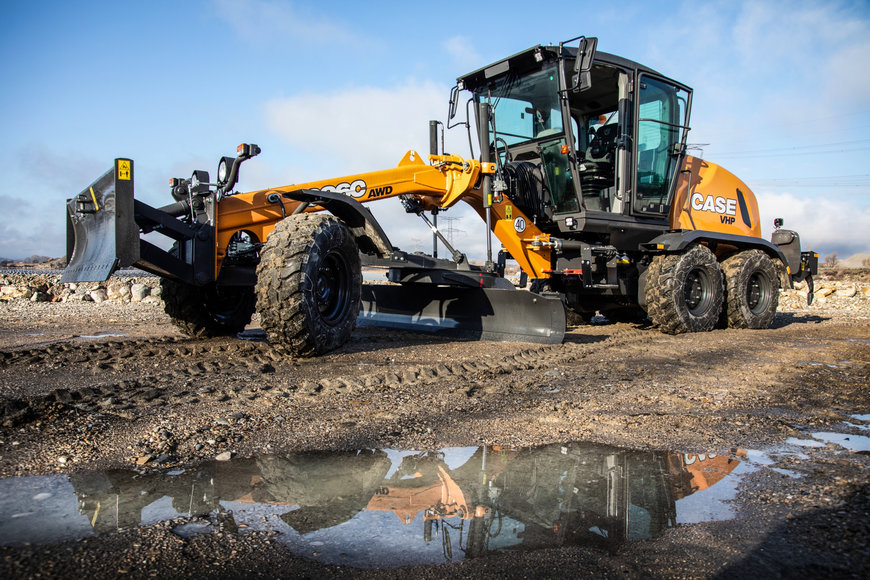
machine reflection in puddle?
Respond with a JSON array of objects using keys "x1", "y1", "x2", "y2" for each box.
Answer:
[{"x1": 0, "y1": 442, "x2": 748, "y2": 568}]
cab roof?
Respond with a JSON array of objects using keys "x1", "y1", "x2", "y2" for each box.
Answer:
[{"x1": 456, "y1": 43, "x2": 680, "y2": 92}]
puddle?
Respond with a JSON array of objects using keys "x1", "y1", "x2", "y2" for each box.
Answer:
[
  {"x1": 786, "y1": 437, "x2": 827, "y2": 448},
  {"x1": 810, "y1": 432, "x2": 870, "y2": 452},
  {"x1": 768, "y1": 467, "x2": 804, "y2": 479},
  {"x1": 787, "y1": 433, "x2": 870, "y2": 453},
  {"x1": 77, "y1": 333, "x2": 127, "y2": 339},
  {"x1": 0, "y1": 442, "x2": 748, "y2": 567}
]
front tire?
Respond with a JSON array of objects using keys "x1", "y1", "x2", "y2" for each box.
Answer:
[
  {"x1": 720, "y1": 250, "x2": 779, "y2": 329},
  {"x1": 161, "y1": 278, "x2": 256, "y2": 337},
  {"x1": 256, "y1": 214, "x2": 361, "y2": 356},
  {"x1": 646, "y1": 245, "x2": 723, "y2": 334}
]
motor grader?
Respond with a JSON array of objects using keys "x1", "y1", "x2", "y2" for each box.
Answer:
[{"x1": 63, "y1": 36, "x2": 817, "y2": 356}]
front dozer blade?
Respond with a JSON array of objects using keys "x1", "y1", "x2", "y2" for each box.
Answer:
[
  {"x1": 62, "y1": 159, "x2": 139, "y2": 283},
  {"x1": 358, "y1": 284, "x2": 566, "y2": 344}
]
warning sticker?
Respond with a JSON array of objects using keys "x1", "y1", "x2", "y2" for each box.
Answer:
[
  {"x1": 505, "y1": 205, "x2": 513, "y2": 220},
  {"x1": 118, "y1": 160, "x2": 131, "y2": 181}
]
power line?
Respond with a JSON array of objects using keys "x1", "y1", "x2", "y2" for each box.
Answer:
[
  {"x1": 746, "y1": 174, "x2": 870, "y2": 189},
  {"x1": 710, "y1": 139, "x2": 870, "y2": 159},
  {"x1": 441, "y1": 216, "x2": 464, "y2": 245}
]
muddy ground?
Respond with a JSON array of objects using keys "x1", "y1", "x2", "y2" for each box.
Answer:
[{"x1": 0, "y1": 275, "x2": 868, "y2": 578}]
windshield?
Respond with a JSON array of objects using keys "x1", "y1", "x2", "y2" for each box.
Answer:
[{"x1": 478, "y1": 64, "x2": 564, "y2": 145}]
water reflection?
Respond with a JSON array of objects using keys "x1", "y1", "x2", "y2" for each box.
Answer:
[{"x1": 1, "y1": 442, "x2": 745, "y2": 567}]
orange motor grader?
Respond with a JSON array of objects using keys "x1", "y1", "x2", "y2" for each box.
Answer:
[{"x1": 63, "y1": 36, "x2": 817, "y2": 356}]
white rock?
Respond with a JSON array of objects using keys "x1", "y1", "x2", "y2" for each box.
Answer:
[
  {"x1": 130, "y1": 283, "x2": 150, "y2": 302},
  {"x1": 107, "y1": 283, "x2": 131, "y2": 302},
  {"x1": 89, "y1": 288, "x2": 108, "y2": 303},
  {"x1": 838, "y1": 285, "x2": 857, "y2": 298}
]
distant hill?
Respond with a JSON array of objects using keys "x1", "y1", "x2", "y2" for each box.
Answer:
[
  {"x1": 0, "y1": 256, "x2": 66, "y2": 269},
  {"x1": 841, "y1": 253, "x2": 870, "y2": 268}
]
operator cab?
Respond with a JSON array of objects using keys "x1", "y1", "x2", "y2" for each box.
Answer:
[{"x1": 454, "y1": 40, "x2": 692, "y2": 242}]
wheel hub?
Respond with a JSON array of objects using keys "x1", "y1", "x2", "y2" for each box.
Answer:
[
  {"x1": 746, "y1": 271, "x2": 770, "y2": 314},
  {"x1": 684, "y1": 269, "x2": 711, "y2": 315},
  {"x1": 315, "y1": 252, "x2": 350, "y2": 325}
]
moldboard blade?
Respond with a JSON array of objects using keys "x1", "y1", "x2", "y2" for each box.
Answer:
[
  {"x1": 358, "y1": 284, "x2": 566, "y2": 344},
  {"x1": 62, "y1": 168, "x2": 119, "y2": 283},
  {"x1": 62, "y1": 159, "x2": 138, "y2": 283}
]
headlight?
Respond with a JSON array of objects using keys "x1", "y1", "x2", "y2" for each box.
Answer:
[{"x1": 217, "y1": 157, "x2": 231, "y2": 184}]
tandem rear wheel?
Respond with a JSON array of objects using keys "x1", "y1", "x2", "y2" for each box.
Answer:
[
  {"x1": 645, "y1": 245, "x2": 724, "y2": 334},
  {"x1": 720, "y1": 249, "x2": 779, "y2": 329},
  {"x1": 255, "y1": 213, "x2": 362, "y2": 357}
]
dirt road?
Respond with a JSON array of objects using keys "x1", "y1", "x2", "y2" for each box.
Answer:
[{"x1": 0, "y1": 278, "x2": 868, "y2": 578}]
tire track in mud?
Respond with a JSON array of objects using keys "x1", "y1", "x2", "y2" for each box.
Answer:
[
  {"x1": 0, "y1": 326, "x2": 650, "y2": 425},
  {"x1": 0, "y1": 337, "x2": 288, "y2": 424},
  {"x1": 289, "y1": 326, "x2": 648, "y2": 398}
]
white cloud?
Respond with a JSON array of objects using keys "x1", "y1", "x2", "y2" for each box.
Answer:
[
  {"x1": 263, "y1": 80, "x2": 457, "y2": 175},
  {"x1": 443, "y1": 35, "x2": 483, "y2": 71},
  {"x1": 15, "y1": 145, "x2": 106, "y2": 195},
  {"x1": 212, "y1": 0, "x2": 353, "y2": 45},
  {"x1": 0, "y1": 196, "x2": 65, "y2": 259},
  {"x1": 648, "y1": 0, "x2": 870, "y2": 148},
  {"x1": 822, "y1": 37, "x2": 870, "y2": 107},
  {"x1": 261, "y1": 79, "x2": 497, "y2": 258},
  {"x1": 757, "y1": 190, "x2": 870, "y2": 258}
]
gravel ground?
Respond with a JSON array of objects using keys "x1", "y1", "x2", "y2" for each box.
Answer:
[{"x1": 0, "y1": 271, "x2": 868, "y2": 578}]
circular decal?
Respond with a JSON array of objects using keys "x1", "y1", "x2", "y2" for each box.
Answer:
[{"x1": 513, "y1": 217, "x2": 526, "y2": 233}]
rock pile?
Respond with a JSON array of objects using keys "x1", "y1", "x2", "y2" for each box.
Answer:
[
  {"x1": 779, "y1": 279, "x2": 870, "y2": 313},
  {"x1": 0, "y1": 274, "x2": 161, "y2": 304},
  {"x1": 2, "y1": 272, "x2": 868, "y2": 317}
]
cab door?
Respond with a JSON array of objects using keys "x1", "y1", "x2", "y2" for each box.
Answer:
[{"x1": 631, "y1": 75, "x2": 691, "y2": 218}]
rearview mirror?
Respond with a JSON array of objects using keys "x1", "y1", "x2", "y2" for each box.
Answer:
[
  {"x1": 571, "y1": 36, "x2": 598, "y2": 92},
  {"x1": 448, "y1": 85, "x2": 459, "y2": 120}
]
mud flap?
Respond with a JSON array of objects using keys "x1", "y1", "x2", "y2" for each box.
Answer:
[
  {"x1": 62, "y1": 159, "x2": 139, "y2": 283},
  {"x1": 357, "y1": 284, "x2": 566, "y2": 344}
]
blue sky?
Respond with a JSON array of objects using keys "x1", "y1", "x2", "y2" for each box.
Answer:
[{"x1": 2, "y1": 0, "x2": 868, "y2": 261}]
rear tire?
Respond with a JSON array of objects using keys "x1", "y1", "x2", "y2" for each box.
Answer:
[
  {"x1": 720, "y1": 250, "x2": 779, "y2": 329},
  {"x1": 256, "y1": 214, "x2": 361, "y2": 356},
  {"x1": 161, "y1": 278, "x2": 255, "y2": 337},
  {"x1": 645, "y1": 245, "x2": 723, "y2": 334}
]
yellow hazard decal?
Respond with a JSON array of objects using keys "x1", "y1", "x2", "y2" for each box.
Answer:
[
  {"x1": 505, "y1": 205, "x2": 513, "y2": 220},
  {"x1": 118, "y1": 160, "x2": 131, "y2": 180}
]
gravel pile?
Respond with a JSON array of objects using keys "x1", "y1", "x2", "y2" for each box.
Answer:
[
  {"x1": 0, "y1": 274, "x2": 161, "y2": 304},
  {"x1": 779, "y1": 278, "x2": 870, "y2": 317}
]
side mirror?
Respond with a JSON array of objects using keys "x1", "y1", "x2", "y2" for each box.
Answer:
[
  {"x1": 571, "y1": 36, "x2": 598, "y2": 92},
  {"x1": 448, "y1": 85, "x2": 459, "y2": 120}
]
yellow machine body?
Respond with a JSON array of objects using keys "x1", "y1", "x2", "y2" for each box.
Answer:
[
  {"x1": 214, "y1": 151, "x2": 553, "y2": 281},
  {"x1": 671, "y1": 156, "x2": 762, "y2": 239}
]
